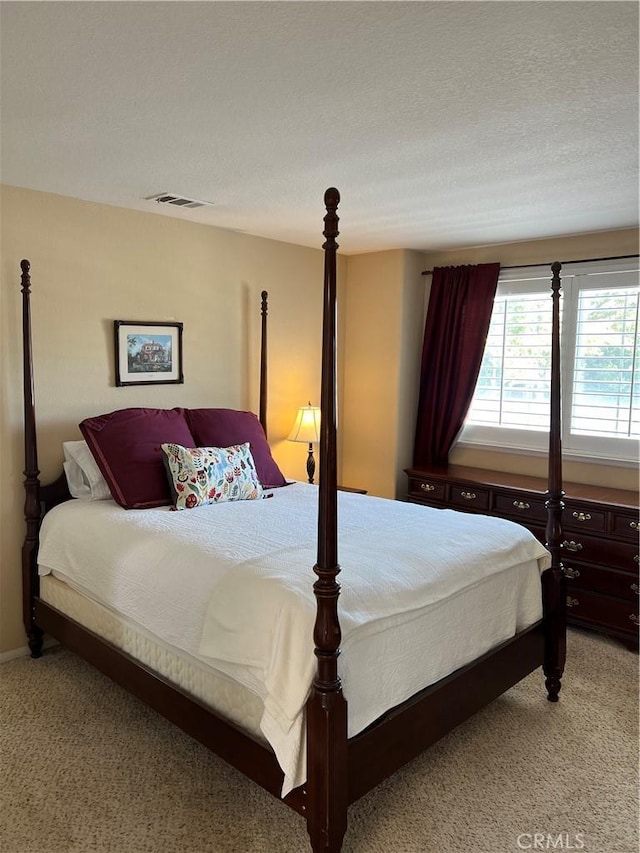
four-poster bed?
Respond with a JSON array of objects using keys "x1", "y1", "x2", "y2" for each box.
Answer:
[{"x1": 20, "y1": 189, "x2": 566, "y2": 852}]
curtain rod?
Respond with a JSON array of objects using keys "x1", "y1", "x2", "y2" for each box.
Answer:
[{"x1": 420, "y1": 253, "x2": 639, "y2": 276}]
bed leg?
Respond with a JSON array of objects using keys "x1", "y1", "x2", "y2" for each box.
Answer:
[
  {"x1": 306, "y1": 687, "x2": 348, "y2": 853},
  {"x1": 28, "y1": 625, "x2": 44, "y2": 658},
  {"x1": 542, "y1": 566, "x2": 566, "y2": 702}
]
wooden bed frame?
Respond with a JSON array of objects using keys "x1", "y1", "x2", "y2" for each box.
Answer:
[{"x1": 20, "y1": 189, "x2": 566, "y2": 853}]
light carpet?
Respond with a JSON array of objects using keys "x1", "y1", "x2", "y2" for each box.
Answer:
[{"x1": 0, "y1": 629, "x2": 637, "y2": 853}]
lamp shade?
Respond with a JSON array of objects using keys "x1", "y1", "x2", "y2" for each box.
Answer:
[{"x1": 287, "y1": 405, "x2": 321, "y2": 444}]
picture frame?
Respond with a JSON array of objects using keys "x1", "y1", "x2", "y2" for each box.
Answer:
[{"x1": 114, "y1": 321, "x2": 184, "y2": 386}]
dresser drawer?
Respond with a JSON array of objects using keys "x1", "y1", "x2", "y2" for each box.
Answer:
[
  {"x1": 407, "y1": 476, "x2": 446, "y2": 503},
  {"x1": 566, "y1": 588, "x2": 639, "y2": 637},
  {"x1": 563, "y1": 502, "x2": 607, "y2": 534},
  {"x1": 449, "y1": 485, "x2": 490, "y2": 511},
  {"x1": 494, "y1": 492, "x2": 547, "y2": 524},
  {"x1": 565, "y1": 563, "x2": 639, "y2": 601},
  {"x1": 611, "y1": 511, "x2": 640, "y2": 542},
  {"x1": 561, "y1": 533, "x2": 638, "y2": 571}
]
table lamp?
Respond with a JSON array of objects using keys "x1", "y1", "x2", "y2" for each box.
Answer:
[{"x1": 287, "y1": 403, "x2": 321, "y2": 484}]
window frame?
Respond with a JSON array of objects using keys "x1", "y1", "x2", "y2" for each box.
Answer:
[{"x1": 457, "y1": 258, "x2": 640, "y2": 466}]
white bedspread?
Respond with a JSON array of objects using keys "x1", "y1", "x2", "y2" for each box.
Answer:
[{"x1": 38, "y1": 482, "x2": 550, "y2": 795}]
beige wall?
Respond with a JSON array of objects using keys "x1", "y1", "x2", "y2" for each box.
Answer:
[
  {"x1": 341, "y1": 251, "x2": 404, "y2": 496},
  {"x1": 0, "y1": 184, "x2": 341, "y2": 654},
  {"x1": 423, "y1": 228, "x2": 639, "y2": 490},
  {"x1": 421, "y1": 228, "x2": 638, "y2": 270},
  {"x1": 340, "y1": 249, "x2": 425, "y2": 498},
  {"x1": 394, "y1": 251, "x2": 429, "y2": 498}
]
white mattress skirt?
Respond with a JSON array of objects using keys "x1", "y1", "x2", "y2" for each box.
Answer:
[{"x1": 40, "y1": 574, "x2": 267, "y2": 744}]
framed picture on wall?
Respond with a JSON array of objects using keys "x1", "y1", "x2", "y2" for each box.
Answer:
[{"x1": 114, "y1": 321, "x2": 184, "y2": 386}]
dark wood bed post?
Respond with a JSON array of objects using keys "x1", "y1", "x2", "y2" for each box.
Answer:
[
  {"x1": 543, "y1": 261, "x2": 566, "y2": 701},
  {"x1": 306, "y1": 189, "x2": 348, "y2": 853},
  {"x1": 260, "y1": 290, "x2": 268, "y2": 436},
  {"x1": 21, "y1": 259, "x2": 44, "y2": 658}
]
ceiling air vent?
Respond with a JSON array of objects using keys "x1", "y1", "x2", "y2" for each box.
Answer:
[{"x1": 145, "y1": 192, "x2": 214, "y2": 210}]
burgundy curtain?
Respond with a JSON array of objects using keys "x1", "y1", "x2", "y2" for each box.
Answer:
[{"x1": 413, "y1": 263, "x2": 500, "y2": 469}]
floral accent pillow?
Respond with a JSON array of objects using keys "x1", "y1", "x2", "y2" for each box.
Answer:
[{"x1": 161, "y1": 442, "x2": 263, "y2": 510}]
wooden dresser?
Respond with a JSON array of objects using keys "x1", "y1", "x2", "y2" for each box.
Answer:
[{"x1": 405, "y1": 465, "x2": 639, "y2": 650}]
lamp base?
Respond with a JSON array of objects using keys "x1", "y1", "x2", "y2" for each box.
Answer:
[{"x1": 306, "y1": 444, "x2": 316, "y2": 484}]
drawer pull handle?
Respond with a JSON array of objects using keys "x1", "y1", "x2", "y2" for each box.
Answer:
[
  {"x1": 562, "y1": 540, "x2": 583, "y2": 552},
  {"x1": 635, "y1": 555, "x2": 639, "y2": 563},
  {"x1": 572, "y1": 511, "x2": 591, "y2": 523},
  {"x1": 630, "y1": 614, "x2": 639, "y2": 626},
  {"x1": 631, "y1": 584, "x2": 639, "y2": 595},
  {"x1": 513, "y1": 500, "x2": 530, "y2": 511},
  {"x1": 461, "y1": 491, "x2": 477, "y2": 501},
  {"x1": 630, "y1": 521, "x2": 639, "y2": 530},
  {"x1": 420, "y1": 483, "x2": 435, "y2": 492},
  {"x1": 564, "y1": 567, "x2": 580, "y2": 579},
  {"x1": 566, "y1": 597, "x2": 579, "y2": 608}
]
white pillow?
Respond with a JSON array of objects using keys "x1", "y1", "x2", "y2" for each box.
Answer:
[{"x1": 63, "y1": 440, "x2": 112, "y2": 501}]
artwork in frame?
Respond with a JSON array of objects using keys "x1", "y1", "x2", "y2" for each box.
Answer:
[{"x1": 114, "y1": 321, "x2": 184, "y2": 387}]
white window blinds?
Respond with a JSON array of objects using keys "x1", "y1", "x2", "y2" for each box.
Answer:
[{"x1": 461, "y1": 260, "x2": 639, "y2": 464}]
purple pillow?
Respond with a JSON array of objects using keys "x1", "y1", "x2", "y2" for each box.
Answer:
[
  {"x1": 185, "y1": 408, "x2": 287, "y2": 488},
  {"x1": 80, "y1": 408, "x2": 196, "y2": 509}
]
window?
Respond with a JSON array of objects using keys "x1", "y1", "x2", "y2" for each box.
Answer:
[{"x1": 460, "y1": 260, "x2": 640, "y2": 464}]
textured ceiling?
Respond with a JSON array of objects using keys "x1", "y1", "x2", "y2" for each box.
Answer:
[{"x1": 1, "y1": 2, "x2": 638, "y2": 254}]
